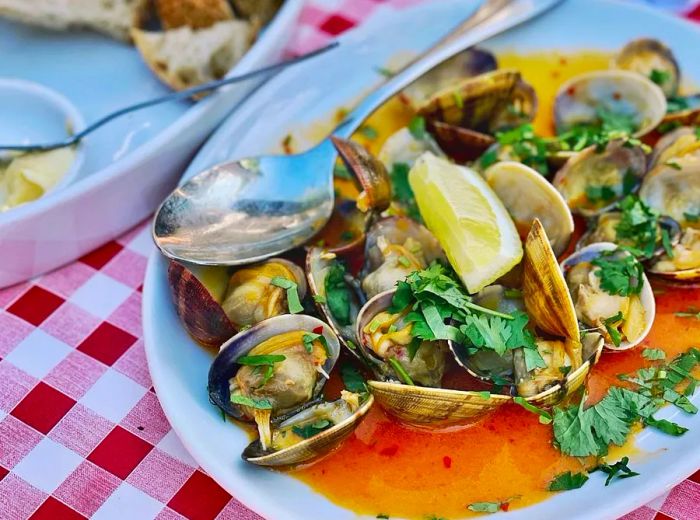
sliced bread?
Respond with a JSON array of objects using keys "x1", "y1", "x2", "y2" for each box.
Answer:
[
  {"x1": 231, "y1": 0, "x2": 283, "y2": 25},
  {"x1": 0, "y1": 0, "x2": 147, "y2": 41},
  {"x1": 131, "y1": 19, "x2": 253, "y2": 91},
  {"x1": 155, "y1": 0, "x2": 233, "y2": 30}
]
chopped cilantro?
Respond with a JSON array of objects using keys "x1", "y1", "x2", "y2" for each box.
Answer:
[
  {"x1": 585, "y1": 184, "x2": 616, "y2": 204},
  {"x1": 302, "y1": 333, "x2": 330, "y2": 355},
  {"x1": 615, "y1": 195, "x2": 661, "y2": 259},
  {"x1": 270, "y1": 276, "x2": 303, "y2": 313},
  {"x1": 453, "y1": 90, "x2": 464, "y2": 109},
  {"x1": 591, "y1": 250, "x2": 644, "y2": 296},
  {"x1": 467, "y1": 501, "x2": 507, "y2": 514},
  {"x1": 408, "y1": 116, "x2": 427, "y2": 140},
  {"x1": 665, "y1": 160, "x2": 682, "y2": 170},
  {"x1": 684, "y1": 212, "x2": 700, "y2": 223},
  {"x1": 292, "y1": 419, "x2": 333, "y2": 439},
  {"x1": 375, "y1": 66, "x2": 394, "y2": 78},
  {"x1": 389, "y1": 162, "x2": 421, "y2": 221},
  {"x1": 667, "y1": 95, "x2": 691, "y2": 113},
  {"x1": 340, "y1": 363, "x2": 368, "y2": 394},
  {"x1": 645, "y1": 416, "x2": 688, "y2": 436},
  {"x1": 603, "y1": 312, "x2": 623, "y2": 348},
  {"x1": 333, "y1": 161, "x2": 352, "y2": 179},
  {"x1": 675, "y1": 308, "x2": 700, "y2": 320},
  {"x1": 388, "y1": 357, "x2": 414, "y2": 385},
  {"x1": 649, "y1": 69, "x2": 671, "y2": 87},
  {"x1": 493, "y1": 123, "x2": 550, "y2": 175},
  {"x1": 478, "y1": 148, "x2": 499, "y2": 170},
  {"x1": 593, "y1": 457, "x2": 639, "y2": 486},
  {"x1": 398, "y1": 255, "x2": 411, "y2": 268},
  {"x1": 642, "y1": 348, "x2": 666, "y2": 361},
  {"x1": 340, "y1": 230, "x2": 355, "y2": 242},
  {"x1": 313, "y1": 294, "x2": 327, "y2": 304},
  {"x1": 237, "y1": 354, "x2": 286, "y2": 366},
  {"x1": 513, "y1": 396, "x2": 553, "y2": 424},
  {"x1": 359, "y1": 125, "x2": 378, "y2": 140},
  {"x1": 548, "y1": 471, "x2": 589, "y2": 491},
  {"x1": 324, "y1": 261, "x2": 352, "y2": 326},
  {"x1": 230, "y1": 394, "x2": 273, "y2": 410}
]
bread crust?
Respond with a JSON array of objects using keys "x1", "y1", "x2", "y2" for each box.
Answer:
[{"x1": 155, "y1": 0, "x2": 234, "y2": 30}]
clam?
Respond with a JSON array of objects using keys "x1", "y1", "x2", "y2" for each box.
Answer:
[
  {"x1": 640, "y1": 153, "x2": 700, "y2": 281},
  {"x1": 649, "y1": 126, "x2": 700, "y2": 170},
  {"x1": 561, "y1": 243, "x2": 655, "y2": 351},
  {"x1": 425, "y1": 121, "x2": 494, "y2": 163},
  {"x1": 552, "y1": 139, "x2": 647, "y2": 217},
  {"x1": 662, "y1": 95, "x2": 700, "y2": 127},
  {"x1": 378, "y1": 127, "x2": 445, "y2": 172},
  {"x1": 306, "y1": 246, "x2": 366, "y2": 357},
  {"x1": 554, "y1": 70, "x2": 666, "y2": 137},
  {"x1": 484, "y1": 161, "x2": 574, "y2": 256},
  {"x1": 361, "y1": 217, "x2": 445, "y2": 299},
  {"x1": 400, "y1": 47, "x2": 498, "y2": 109},
  {"x1": 168, "y1": 258, "x2": 305, "y2": 348},
  {"x1": 515, "y1": 219, "x2": 604, "y2": 405},
  {"x1": 614, "y1": 38, "x2": 680, "y2": 97},
  {"x1": 357, "y1": 290, "x2": 509, "y2": 428},
  {"x1": 208, "y1": 314, "x2": 340, "y2": 450},
  {"x1": 242, "y1": 391, "x2": 374, "y2": 467},
  {"x1": 332, "y1": 136, "x2": 392, "y2": 213}
]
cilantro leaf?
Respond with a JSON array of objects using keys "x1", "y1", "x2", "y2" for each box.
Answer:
[
  {"x1": 408, "y1": 116, "x2": 427, "y2": 140},
  {"x1": 237, "y1": 354, "x2": 286, "y2": 366},
  {"x1": 467, "y1": 502, "x2": 502, "y2": 514},
  {"x1": 593, "y1": 456, "x2": 639, "y2": 486},
  {"x1": 649, "y1": 69, "x2": 671, "y2": 87},
  {"x1": 586, "y1": 185, "x2": 616, "y2": 204},
  {"x1": 389, "y1": 162, "x2": 421, "y2": 221},
  {"x1": 230, "y1": 394, "x2": 272, "y2": 410},
  {"x1": 340, "y1": 363, "x2": 368, "y2": 394},
  {"x1": 513, "y1": 396, "x2": 553, "y2": 424},
  {"x1": 292, "y1": 419, "x2": 333, "y2": 439},
  {"x1": 548, "y1": 471, "x2": 589, "y2": 491},
  {"x1": 642, "y1": 348, "x2": 666, "y2": 361},
  {"x1": 324, "y1": 261, "x2": 352, "y2": 325},
  {"x1": 615, "y1": 195, "x2": 661, "y2": 259},
  {"x1": 645, "y1": 416, "x2": 688, "y2": 436},
  {"x1": 270, "y1": 276, "x2": 303, "y2": 313},
  {"x1": 603, "y1": 312, "x2": 623, "y2": 347},
  {"x1": 302, "y1": 333, "x2": 330, "y2": 356},
  {"x1": 591, "y1": 250, "x2": 644, "y2": 296}
]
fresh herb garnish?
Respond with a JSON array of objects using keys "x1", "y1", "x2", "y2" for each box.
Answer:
[
  {"x1": 408, "y1": 116, "x2": 427, "y2": 140},
  {"x1": 615, "y1": 195, "x2": 661, "y2": 259},
  {"x1": 665, "y1": 160, "x2": 682, "y2": 170},
  {"x1": 340, "y1": 363, "x2": 368, "y2": 394},
  {"x1": 585, "y1": 184, "x2": 616, "y2": 204},
  {"x1": 675, "y1": 308, "x2": 700, "y2": 320},
  {"x1": 645, "y1": 416, "x2": 688, "y2": 436},
  {"x1": 591, "y1": 250, "x2": 644, "y2": 296},
  {"x1": 389, "y1": 162, "x2": 422, "y2": 221},
  {"x1": 237, "y1": 354, "x2": 286, "y2": 366},
  {"x1": 667, "y1": 95, "x2": 691, "y2": 113},
  {"x1": 230, "y1": 394, "x2": 273, "y2": 410},
  {"x1": 467, "y1": 501, "x2": 509, "y2": 514},
  {"x1": 453, "y1": 90, "x2": 464, "y2": 109},
  {"x1": 592, "y1": 457, "x2": 639, "y2": 486},
  {"x1": 376, "y1": 515, "x2": 390, "y2": 520},
  {"x1": 333, "y1": 161, "x2": 352, "y2": 179},
  {"x1": 492, "y1": 123, "x2": 551, "y2": 175},
  {"x1": 324, "y1": 261, "x2": 352, "y2": 326},
  {"x1": 684, "y1": 212, "x2": 700, "y2": 223},
  {"x1": 359, "y1": 125, "x2": 379, "y2": 140},
  {"x1": 548, "y1": 471, "x2": 589, "y2": 491},
  {"x1": 388, "y1": 357, "x2": 414, "y2": 385},
  {"x1": 313, "y1": 294, "x2": 327, "y2": 304},
  {"x1": 513, "y1": 396, "x2": 553, "y2": 424},
  {"x1": 292, "y1": 419, "x2": 333, "y2": 439},
  {"x1": 649, "y1": 69, "x2": 671, "y2": 87},
  {"x1": 603, "y1": 312, "x2": 623, "y2": 348},
  {"x1": 270, "y1": 276, "x2": 303, "y2": 314},
  {"x1": 642, "y1": 348, "x2": 666, "y2": 361},
  {"x1": 302, "y1": 333, "x2": 330, "y2": 355}
]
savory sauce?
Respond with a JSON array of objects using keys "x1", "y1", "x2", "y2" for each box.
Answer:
[{"x1": 288, "y1": 51, "x2": 700, "y2": 519}]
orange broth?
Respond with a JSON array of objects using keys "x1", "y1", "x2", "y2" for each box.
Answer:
[{"x1": 283, "y1": 51, "x2": 700, "y2": 519}]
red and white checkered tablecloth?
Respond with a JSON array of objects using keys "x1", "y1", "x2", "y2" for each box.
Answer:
[{"x1": 3, "y1": 1, "x2": 700, "y2": 519}]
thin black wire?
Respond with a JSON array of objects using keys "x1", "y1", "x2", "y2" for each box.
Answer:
[{"x1": 0, "y1": 42, "x2": 339, "y2": 152}]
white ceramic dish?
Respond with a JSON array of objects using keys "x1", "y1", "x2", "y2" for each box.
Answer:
[
  {"x1": 0, "y1": 0, "x2": 303, "y2": 287},
  {"x1": 143, "y1": 1, "x2": 700, "y2": 519}
]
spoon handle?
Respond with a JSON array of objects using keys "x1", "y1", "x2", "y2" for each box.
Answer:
[{"x1": 335, "y1": 0, "x2": 565, "y2": 140}]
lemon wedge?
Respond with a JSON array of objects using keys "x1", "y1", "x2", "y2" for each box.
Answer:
[{"x1": 408, "y1": 152, "x2": 523, "y2": 293}]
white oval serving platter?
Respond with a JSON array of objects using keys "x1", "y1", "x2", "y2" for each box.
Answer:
[{"x1": 144, "y1": 1, "x2": 700, "y2": 519}]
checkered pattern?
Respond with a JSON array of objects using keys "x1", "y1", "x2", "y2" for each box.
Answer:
[{"x1": 2, "y1": 1, "x2": 700, "y2": 519}]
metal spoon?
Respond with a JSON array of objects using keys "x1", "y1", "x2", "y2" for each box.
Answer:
[
  {"x1": 153, "y1": 0, "x2": 565, "y2": 266},
  {"x1": 0, "y1": 43, "x2": 338, "y2": 152}
]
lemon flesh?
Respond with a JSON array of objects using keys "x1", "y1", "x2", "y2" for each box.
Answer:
[{"x1": 408, "y1": 152, "x2": 523, "y2": 293}]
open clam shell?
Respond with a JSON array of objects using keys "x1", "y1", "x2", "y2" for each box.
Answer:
[
  {"x1": 367, "y1": 381, "x2": 509, "y2": 428},
  {"x1": 561, "y1": 242, "x2": 655, "y2": 351},
  {"x1": 361, "y1": 216, "x2": 445, "y2": 299},
  {"x1": 554, "y1": 70, "x2": 666, "y2": 137},
  {"x1": 401, "y1": 48, "x2": 498, "y2": 109},
  {"x1": 649, "y1": 126, "x2": 700, "y2": 170},
  {"x1": 552, "y1": 140, "x2": 647, "y2": 217},
  {"x1": 427, "y1": 120, "x2": 495, "y2": 163},
  {"x1": 242, "y1": 393, "x2": 374, "y2": 468},
  {"x1": 208, "y1": 314, "x2": 340, "y2": 419},
  {"x1": 356, "y1": 290, "x2": 508, "y2": 427},
  {"x1": 613, "y1": 38, "x2": 680, "y2": 98},
  {"x1": 378, "y1": 127, "x2": 445, "y2": 171},
  {"x1": 306, "y1": 246, "x2": 366, "y2": 358},
  {"x1": 484, "y1": 161, "x2": 574, "y2": 256},
  {"x1": 416, "y1": 69, "x2": 522, "y2": 132},
  {"x1": 168, "y1": 261, "x2": 237, "y2": 348},
  {"x1": 332, "y1": 136, "x2": 391, "y2": 213}
]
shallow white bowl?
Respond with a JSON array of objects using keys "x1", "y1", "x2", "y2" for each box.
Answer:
[
  {"x1": 144, "y1": 1, "x2": 700, "y2": 519},
  {"x1": 0, "y1": 0, "x2": 303, "y2": 287}
]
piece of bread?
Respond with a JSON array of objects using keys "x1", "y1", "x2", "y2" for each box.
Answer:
[
  {"x1": 231, "y1": 0, "x2": 282, "y2": 25},
  {"x1": 0, "y1": 0, "x2": 147, "y2": 42},
  {"x1": 131, "y1": 19, "x2": 253, "y2": 91},
  {"x1": 156, "y1": 0, "x2": 233, "y2": 30}
]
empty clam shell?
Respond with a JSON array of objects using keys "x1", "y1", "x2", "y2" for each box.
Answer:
[
  {"x1": 554, "y1": 70, "x2": 666, "y2": 137},
  {"x1": 242, "y1": 393, "x2": 374, "y2": 468},
  {"x1": 649, "y1": 126, "x2": 700, "y2": 170},
  {"x1": 484, "y1": 161, "x2": 574, "y2": 256},
  {"x1": 561, "y1": 242, "x2": 655, "y2": 351}
]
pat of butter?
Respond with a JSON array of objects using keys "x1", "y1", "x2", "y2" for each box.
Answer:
[{"x1": 0, "y1": 147, "x2": 75, "y2": 212}]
